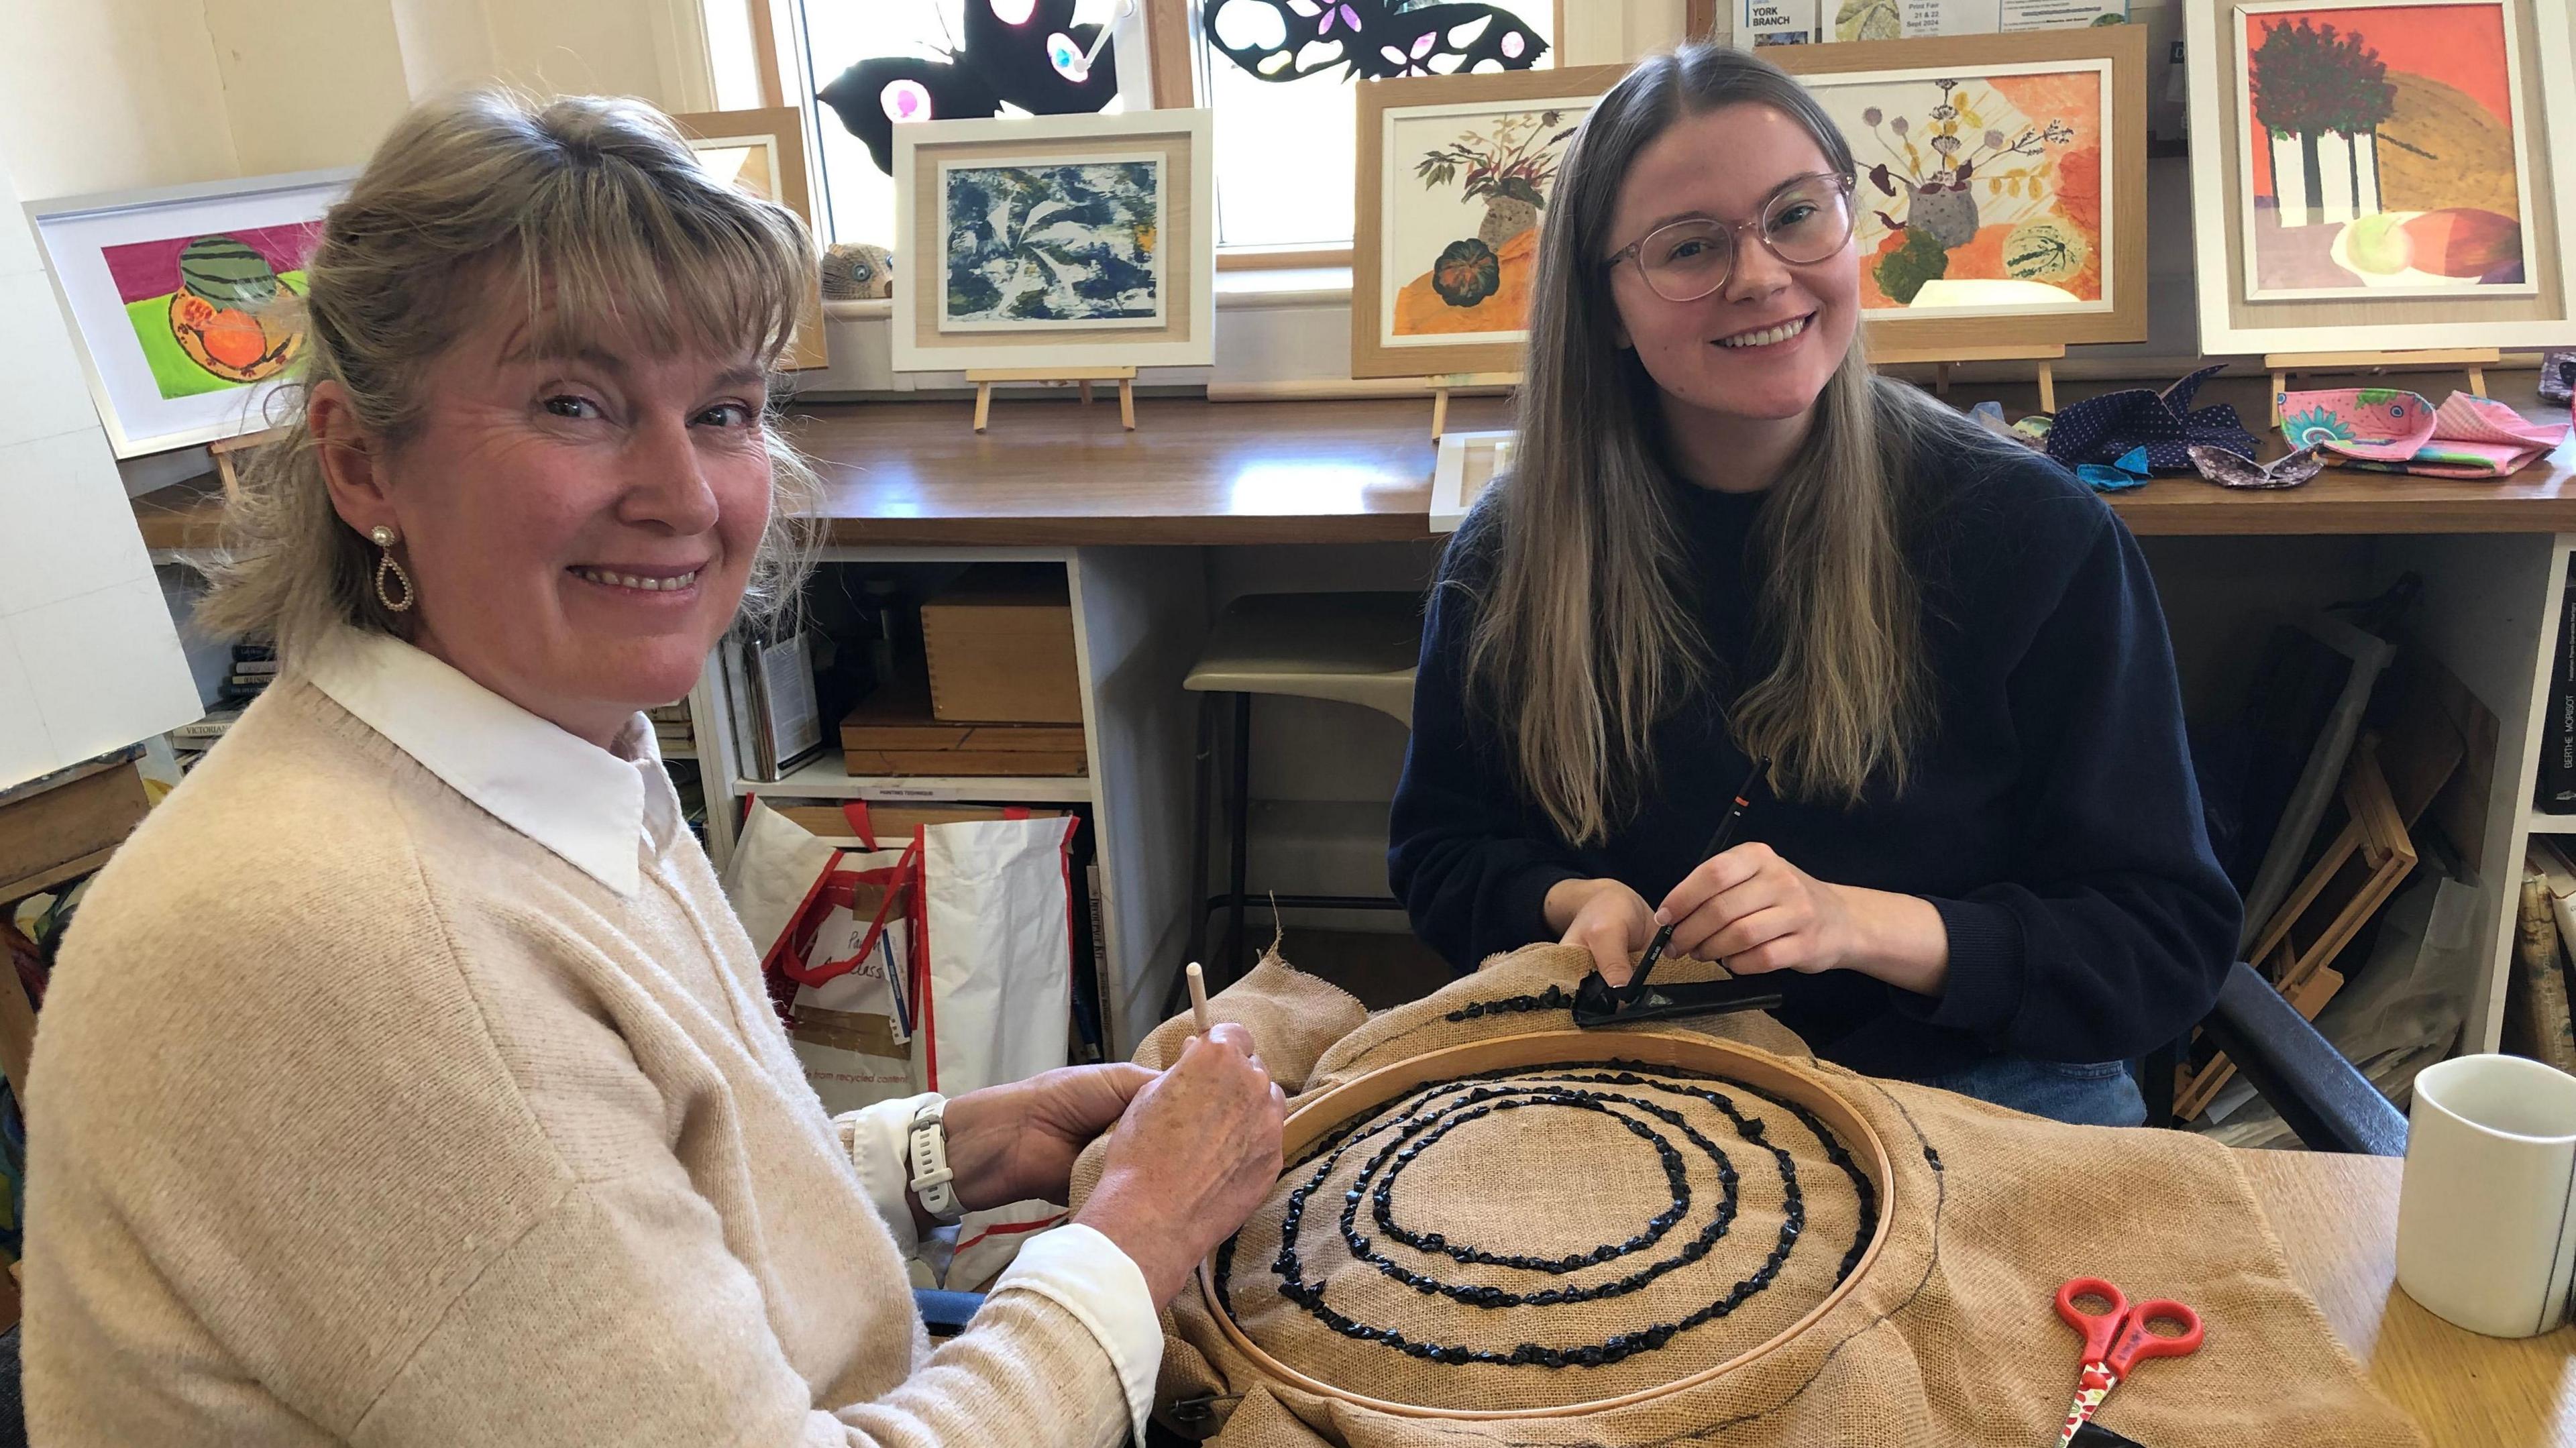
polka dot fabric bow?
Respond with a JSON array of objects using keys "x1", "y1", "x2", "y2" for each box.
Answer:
[{"x1": 2043, "y1": 364, "x2": 2260, "y2": 474}]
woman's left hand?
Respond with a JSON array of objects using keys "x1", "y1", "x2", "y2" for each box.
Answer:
[
  {"x1": 938, "y1": 1063, "x2": 1158, "y2": 1213},
  {"x1": 1655, "y1": 842, "x2": 1950, "y2": 996}
]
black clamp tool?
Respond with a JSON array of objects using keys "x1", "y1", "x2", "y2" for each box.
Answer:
[{"x1": 1570, "y1": 757, "x2": 1775, "y2": 1031}]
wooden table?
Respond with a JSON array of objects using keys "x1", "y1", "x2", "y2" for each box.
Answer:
[{"x1": 2243, "y1": 1151, "x2": 2576, "y2": 1446}]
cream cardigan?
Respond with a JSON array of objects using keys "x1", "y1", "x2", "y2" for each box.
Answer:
[{"x1": 24, "y1": 635, "x2": 1150, "y2": 1446}]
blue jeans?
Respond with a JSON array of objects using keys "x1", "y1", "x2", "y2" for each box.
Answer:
[{"x1": 1914, "y1": 1054, "x2": 2147, "y2": 1127}]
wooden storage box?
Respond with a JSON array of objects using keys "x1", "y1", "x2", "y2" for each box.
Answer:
[
  {"x1": 921, "y1": 565, "x2": 1082, "y2": 724},
  {"x1": 838, "y1": 677, "x2": 1088, "y2": 777},
  {"x1": 1, "y1": 757, "x2": 150, "y2": 903}
]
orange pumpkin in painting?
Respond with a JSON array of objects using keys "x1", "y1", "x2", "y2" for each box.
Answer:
[{"x1": 1395, "y1": 227, "x2": 1542, "y2": 337}]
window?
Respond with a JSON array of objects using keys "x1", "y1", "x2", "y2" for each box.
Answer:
[
  {"x1": 1184, "y1": 0, "x2": 1558, "y2": 252},
  {"x1": 736, "y1": 0, "x2": 1558, "y2": 256},
  {"x1": 759, "y1": 1, "x2": 1142, "y2": 249}
]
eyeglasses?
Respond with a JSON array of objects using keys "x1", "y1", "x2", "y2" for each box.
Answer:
[{"x1": 1605, "y1": 173, "x2": 1857, "y2": 302}]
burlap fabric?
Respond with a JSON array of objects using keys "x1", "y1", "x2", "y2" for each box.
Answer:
[{"x1": 1071, "y1": 943, "x2": 2422, "y2": 1447}]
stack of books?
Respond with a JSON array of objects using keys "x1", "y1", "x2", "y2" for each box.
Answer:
[
  {"x1": 647, "y1": 703, "x2": 694, "y2": 758},
  {"x1": 722, "y1": 628, "x2": 825, "y2": 781},
  {"x1": 170, "y1": 643, "x2": 278, "y2": 765}
]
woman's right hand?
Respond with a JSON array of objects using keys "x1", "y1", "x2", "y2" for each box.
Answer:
[
  {"x1": 1546, "y1": 877, "x2": 1658, "y2": 987},
  {"x1": 1073, "y1": 1022, "x2": 1287, "y2": 1306}
]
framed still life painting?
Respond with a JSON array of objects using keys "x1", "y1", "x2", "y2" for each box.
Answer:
[
  {"x1": 2184, "y1": 0, "x2": 2576, "y2": 353},
  {"x1": 1768, "y1": 25, "x2": 2149, "y2": 352},
  {"x1": 891, "y1": 109, "x2": 1216, "y2": 372},
  {"x1": 1350, "y1": 64, "x2": 1631, "y2": 379},
  {"x1": 25, "y1": 169, "x2": 350, "y2": 458},
  {"x1": 669, "y1": 106, "x2": 830, "y2": 371}
]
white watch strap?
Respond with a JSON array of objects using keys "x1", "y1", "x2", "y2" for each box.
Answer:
[{"x1": 907, "y1": 1099, "x2": 966, "y2": 1223}]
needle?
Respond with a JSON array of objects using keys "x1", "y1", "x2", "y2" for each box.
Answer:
[
  {"x1": 1186, "y1": 960, "x2": 1212, "y2": 1036},
  {"x1": 1625, "y1": 757, "x2": 1769, "y2": 1006}
]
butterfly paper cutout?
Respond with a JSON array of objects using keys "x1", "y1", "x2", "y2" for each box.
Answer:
[
  {"x1": 816, "y1": 0, "x2": 1120, "y2": 176},
  {"x1": 1202, "y1": 0, "x2": 1548, "y2": 82}
]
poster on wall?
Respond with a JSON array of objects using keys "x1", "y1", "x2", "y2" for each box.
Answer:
[
  {"x1": 1352, "y1": 65, "x2": 1630, "y2": 378},
  {"x1": 1827, "y1": 0, "x2": 2125, "y2": 38},
  {"x1": 25, "y1": 170, "x2": 350, "y2": 458},
  {"x1": 2232, "y1": 0, "x2": 2536, "y2": 301}
]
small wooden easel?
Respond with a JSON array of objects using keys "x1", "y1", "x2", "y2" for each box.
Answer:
[
  {"x1": 1426, "y1": 371, "x2": 1521, "y2": 440},
  {"x1": 963, "y1": 366, "x2": 1136, "y2": 433},
  {"x1": 2266, "y1": 349, "x2": 2498, "y2": 426},
  {"x1": 1871, "y1": 341, "x2": 2064, "y2": 413},
  {"x1": 208, "y1": 424, "x2": 290, "y2": 500}
]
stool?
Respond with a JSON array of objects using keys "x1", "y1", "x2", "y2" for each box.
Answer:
[{"x1": 1182, "y1": 592, "x2": 1423, "y2": 995}]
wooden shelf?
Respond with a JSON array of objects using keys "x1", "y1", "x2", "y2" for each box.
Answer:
[{"x1": 733, "y1": 754, "x2": 1094, "y2": 804}]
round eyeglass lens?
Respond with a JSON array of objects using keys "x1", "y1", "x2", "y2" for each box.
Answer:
[{"x1": 1635, "y1": 178, "x2": 1855, "y2": 302}]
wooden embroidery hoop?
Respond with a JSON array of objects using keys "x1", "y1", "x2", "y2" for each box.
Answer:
[{"x1": 1195, "y1": 1028, "x2": 1896, "y2": 1421}]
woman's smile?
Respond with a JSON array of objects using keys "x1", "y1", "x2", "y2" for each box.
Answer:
[
  {"x1": 566, "y1": 563, "x2": 708, "y2": 598},
  {"x1": 1714, "y1": 313, "x2": 1815, "y2": 350}
]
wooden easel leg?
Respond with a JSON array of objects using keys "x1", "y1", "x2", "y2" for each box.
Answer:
[
  {"x1": 973, "y1": 382, "x2": 993, "y2": 433},
  {"x1": 1430, "y1": 386, "x2": 1450, "y2": 441},
  {"x1": 1118, "y1": 378, "x2": 1136, "y2": 431},
  {"x1": 1932, "y1": 362, "x2": 1950, "y2": 397},
  {"x1": 1079, "y1": 380, "x2": 1094, "y2": 406},
  {"x1": 2468, "y1": 365, "x2": 2489, "y2": 399},
  {"x1": 2270, "y1": 369, "x2": 2288, "y2": 427},
  {"x1": 2035, "y1": 361, "x2": 2057, "y2": 415}
]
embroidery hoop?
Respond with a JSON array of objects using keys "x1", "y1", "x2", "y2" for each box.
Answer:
[{"x1": 1196, "y1": 1028, "x2": 1896, "y2": 1421}]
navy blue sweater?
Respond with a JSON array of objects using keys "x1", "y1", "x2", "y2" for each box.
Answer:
[{"x1": 1388, "y1": 426, "x2": 2242, "y2": 1080}]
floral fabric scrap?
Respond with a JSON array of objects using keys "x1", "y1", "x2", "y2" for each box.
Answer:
[{"x1": 2277, "y1": 388, "x2": 2569, "y2": 479}]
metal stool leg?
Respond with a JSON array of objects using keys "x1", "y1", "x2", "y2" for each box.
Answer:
[{"x1": 1222, "y1": 691, "x2": 1252, "y2": 987}]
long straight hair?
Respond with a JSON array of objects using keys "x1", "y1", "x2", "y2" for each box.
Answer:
[{"x1": 1464, "y1": 44, "x2": 1957, "y2": 845}]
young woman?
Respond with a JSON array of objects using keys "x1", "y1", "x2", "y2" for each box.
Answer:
[{"x1": 1389, "y1": 45, "x2": 2241, "y2": 1127}]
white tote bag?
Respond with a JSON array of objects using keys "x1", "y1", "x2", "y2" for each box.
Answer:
[{"x1": 914, "y1": 814, "x2": 1080, "y2": 1096}]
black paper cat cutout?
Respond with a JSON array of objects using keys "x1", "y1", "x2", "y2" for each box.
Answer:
[
  {"x1": 816, "y1": 0, "x2": 1120, "y2": 176},
  {"x1": 1201, "y1": 0, "x2": 1548, "y2": 82}
]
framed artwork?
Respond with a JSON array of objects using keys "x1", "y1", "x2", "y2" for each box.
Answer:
[
  {"x1": 1351, "y1": 64, "x2": 1630, "y2": 379},
  {"x1": 1768, "y1": 25, "x2": 2149, "y2": 351},
  {"x1": 2184, "y1": 0, "x2": 2576, "y2": 353},
  {"x1": 669, "y1": 107, "x2": 830, "y2": 371},
  {"x1": 2234, "y1": 1, "x2": 2534, "y2": 301},
  {"x1": 891, "y1": 109, "x2": 1215, "y2": 372},
  {"x1": 25, "y1": 170, "x2": 350, "y2": 458}
]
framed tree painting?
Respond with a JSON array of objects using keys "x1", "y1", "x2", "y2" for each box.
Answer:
[
  {"x1": 669, "y1": 107, "x2": 831, "y2": 371},
  {"x1": 1351, "y1": 64, "x2": 1630, "y2": 378},
  {"x1": 891, "y1": 109, "x2": 1216, "y2": 372},
  {"x1": 1767, "y1": 25, "x2": 2150, "y2": 352},
  {"x1": 25, "y1": 170, "x2": 350, "y2": 458},
  {"x1": 2184, "y1": 0, "x2": 2576, "y2": 353}
]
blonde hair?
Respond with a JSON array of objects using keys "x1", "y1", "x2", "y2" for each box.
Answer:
[
  {"x1": 1464, "y1": 44, "x2": 1971, "y2": 845},
  {"x1": 199, "y1": 89, "x2": 822, "y2": 657}
]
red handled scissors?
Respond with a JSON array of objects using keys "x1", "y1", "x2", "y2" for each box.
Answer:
[{"x1": 2052, "y1": 1276, "x2": 2204, "y2": 1445}]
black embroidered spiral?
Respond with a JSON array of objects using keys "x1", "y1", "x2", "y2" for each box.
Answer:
[{"x1": 1216, "y1": 1060, "x2": 1878, "y2": 1372}]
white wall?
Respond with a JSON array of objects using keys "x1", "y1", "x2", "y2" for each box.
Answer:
[{"x1": 0, "y1": 0, "x2": 240, "y2": 199}]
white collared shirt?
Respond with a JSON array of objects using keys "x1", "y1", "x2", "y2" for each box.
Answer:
[{"x1": 303, "y1": 627, "x2": 1161, "y2": 1440}]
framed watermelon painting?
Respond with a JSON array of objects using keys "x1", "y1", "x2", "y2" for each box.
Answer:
[{"x1": 25, "y1": 170, "x2": 350, "y2": 457}]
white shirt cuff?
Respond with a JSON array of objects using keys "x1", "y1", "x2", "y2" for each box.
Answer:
[
  {"x1": 991, "y1": 1223, "x2": 1159, "y2": 1445},
  {"x1": 842, "y1": 1091, "x2": 942, "y2": 1258}
]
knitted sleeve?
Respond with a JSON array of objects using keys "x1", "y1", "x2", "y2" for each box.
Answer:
[{"x1": 353, "y1": 1171, "x2": 1138, "y2": 1448}]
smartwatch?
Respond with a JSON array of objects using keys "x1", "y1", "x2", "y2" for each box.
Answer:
[{"x1": 906, "y1": 1098, "x2": 967, "y2": 1223}]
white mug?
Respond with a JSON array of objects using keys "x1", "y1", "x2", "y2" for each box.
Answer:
[{"x1": 2395, "y1": 1052, "x2": 2576, "y2": 1337}]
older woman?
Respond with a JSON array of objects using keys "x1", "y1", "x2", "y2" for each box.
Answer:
[{"x1": 23, "y1": 91, "x2": 1283, "y2": 1446}]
